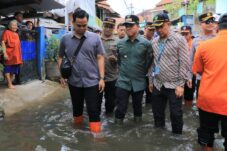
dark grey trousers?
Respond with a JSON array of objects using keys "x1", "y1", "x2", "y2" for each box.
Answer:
[{"x1": 152, "y1": 86, "x2": 183, "y2": 134}]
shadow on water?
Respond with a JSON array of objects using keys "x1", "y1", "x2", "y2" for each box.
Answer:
[{"x1": 0, "y1": 97, "x2": 225, "y2": 151}]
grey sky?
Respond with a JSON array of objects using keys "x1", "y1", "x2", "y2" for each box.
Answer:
[{"x1": 107, "y1": 0, "x2": 161, "y2": 17}]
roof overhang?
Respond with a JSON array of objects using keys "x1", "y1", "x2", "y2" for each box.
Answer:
[{"x1": 0, "y1": 0, "x2": 65, "y2": 16}]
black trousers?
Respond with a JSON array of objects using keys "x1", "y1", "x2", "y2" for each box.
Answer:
[
  {"x1": 115, "y1": 87, "x2": 144, "y2": 119},
  {"x1": 152, "y1": 86, "x2": 183, "y2": 134},
  {"x1": 197, "y1": 109, "x2": 227, "y2": 149},
  {"x1": 196, "y1": 79, "x2": 201, "y2": 99},
  {"x1": 98, "y1": 80, "x2": 116, "y2": 114},
  {"x1": 68, "y1": 84, "x2": 100, "y2": 122},
  {"x1": 184, "y1": 75, "x2": 196, "y2": 101},
  {"x1": 145, "y1": 77, "x2": 153, "y2": 103}
]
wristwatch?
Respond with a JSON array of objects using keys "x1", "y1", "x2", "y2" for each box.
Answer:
[{"x1": 100, "y1": 77, "x2": 104, "y2": 80}]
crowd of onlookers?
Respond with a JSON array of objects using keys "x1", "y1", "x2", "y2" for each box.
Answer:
[{"x1": 0, "y1": 12, "x2": 36, "y2": 88}]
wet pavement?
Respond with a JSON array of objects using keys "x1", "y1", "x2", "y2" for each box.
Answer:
[{"x1": 0, "y1": 96, "x2": 225, "y2": 151}]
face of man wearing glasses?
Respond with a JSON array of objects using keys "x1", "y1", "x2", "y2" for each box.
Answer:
[
  {"x1": 73, "y1": 17, "x2": 88, "y2": 36},
  {"x1": 200, "y1": 18, "x2": 216, "y2": 33},
  {"x1": 125, "y1": 23, "x2": 139, "y2": 38},
  {"x1": 103, "y1": 23, "x2": 115, "y2": 37}
]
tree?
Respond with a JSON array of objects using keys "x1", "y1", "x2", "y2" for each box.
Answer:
[{"x1": 164, "y1": 0, "x2": 183, "y2": 18}]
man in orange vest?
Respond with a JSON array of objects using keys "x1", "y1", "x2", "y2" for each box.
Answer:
[{"x1": 192, "y1": 13, "x2": 227, "y2": 151}]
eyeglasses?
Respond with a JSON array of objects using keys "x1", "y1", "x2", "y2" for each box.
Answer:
[
  {"x1": 203, "y1": 19, "x2": 215, "y2": 24},
  {"x1": 104, "y1": 24, "x2": 114, "y2": 29}
]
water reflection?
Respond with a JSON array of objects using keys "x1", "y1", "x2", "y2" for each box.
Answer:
[{"x1": 0, "y1": 97, "x2": 224, "y2": 151}]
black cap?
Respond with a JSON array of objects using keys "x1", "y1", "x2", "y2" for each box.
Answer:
[
  {"x1": 146, "y1": 22, "x2": 155, "y2": 29},
  {"x1": 123, "y1": 15, "x2": 139, "y2": 25},
  {"x1": 219, "y1": 13, "x2": 227, "y2": 24},
  {"x1": 103, "y1": 17, "x2": 116, "y2": 25},
  {"x1": 180, "y1": 26, "x2": 192, "y2": 33},
  {"x1": 153, "y1": 13, "x2": 169, "y2": 27},
  {"x1": 199, "y1": 12, "x2": 214, "y2": 22}
]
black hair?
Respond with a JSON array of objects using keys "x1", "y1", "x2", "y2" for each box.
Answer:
[
  {"x1": 117, "y1": 23, "x2": 125, "y2": 29},
  {"x1": 72, "y1": 8, "x2": 89, "y2": 22},
  {"x1": 14, "y1": 11, "x2": 23, "y2": 17},
  {"x1": 25, "y1": 21, "x2": 33, "y2": 26},
  {"x1": 139, "y1": 30, "x2": 144, "y2": 35}
]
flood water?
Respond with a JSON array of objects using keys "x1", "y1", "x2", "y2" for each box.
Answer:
[{"x1": 0, "y1": 96, "x2": 225, "y2": 151}]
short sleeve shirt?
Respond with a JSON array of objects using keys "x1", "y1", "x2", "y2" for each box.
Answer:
[{"x1": 59, "y1": 31, "x2": 105, "y2": 87}]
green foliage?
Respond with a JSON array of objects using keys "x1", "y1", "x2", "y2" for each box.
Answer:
[
  {"x1": 205, "y1": 0, "x2": 215, "y2": 5},
  {"x1": 187, "y1": 0, "x2": 199, "y2": 15},
  {"x1": 164, "y1": 0, "x2": 182, "y2": 18},
  {"x1": 0, "y1": 64, "x2": 3, "y2": 72},
  {"x1": 45, "y1": 35, "x2": 60, "y2": 62},
  {"x1": 164, "y1": 0, "x2": 215, "y2": 17}
]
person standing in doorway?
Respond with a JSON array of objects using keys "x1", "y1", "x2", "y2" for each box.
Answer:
[
  {"x1": 1, "y1": 20, "x2": 22, "y2": 89},
  {"x1": 14, "y1": 12, "x2": 24, "y2": 29},
  {"x1": 13, "y1": 11, "x2": 24, "y2": 85},
  {"x1": 58, "y1": 9, "x2": 105, "y2": 134}
]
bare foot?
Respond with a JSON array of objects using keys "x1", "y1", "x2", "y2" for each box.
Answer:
[{"x1": 8, "y1": 85, "x2": 16, "y2": 89}]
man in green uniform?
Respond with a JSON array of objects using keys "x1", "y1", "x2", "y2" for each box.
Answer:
[{"x1": 115, "y1": 15, "x2": 153, "y2": 123}]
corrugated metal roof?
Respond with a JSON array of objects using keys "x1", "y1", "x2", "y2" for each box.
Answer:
[
  {"x1": 156, "y1": 0, "x2": 173, "y2": 7},
  {"x1": 0, "y1": 0, "x2": 65, "y2": 16}
]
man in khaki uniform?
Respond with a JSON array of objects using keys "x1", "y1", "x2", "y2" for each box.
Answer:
[{"x1": 99, "y1": 17, "x2": 118, "y2": 115}]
